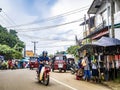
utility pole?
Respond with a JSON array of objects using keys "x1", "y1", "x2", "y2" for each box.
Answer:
[
  {"x1": 107, "y1": 0, "x2": 110, "y2": 37},
  {"x1": 32, "y1": 41, "x2": 38, "y2": 56},
  {"x1": 84, "y1": 14, "x2": 87, "y2": 43},
  {"x1": 24, "y1": 44, "x2": 26, "y2": 57},
  {"x1": 110, "y1": 0, "x2": 115, "y2": 38}
]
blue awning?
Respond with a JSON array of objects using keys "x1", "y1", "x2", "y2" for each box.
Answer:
[{"x1": 93, "y1": 37, "x2": 120, "y2": 46}]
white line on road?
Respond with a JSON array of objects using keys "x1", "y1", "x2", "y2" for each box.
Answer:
[{"x1": 51, "y1": 77, "x2": 78, "y2": 90}]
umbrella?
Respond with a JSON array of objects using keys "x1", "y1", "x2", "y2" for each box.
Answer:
[{"x1": 93, "y1": 37, "x2": 120, "y2": 47}]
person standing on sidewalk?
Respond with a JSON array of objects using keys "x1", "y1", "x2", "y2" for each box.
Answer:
[
  {"x1": 82, "y1": 53, "x2": 91, "y2": 81},
  {"x1": 92, "y1": 59, "x2": 99, "y2": 82}
]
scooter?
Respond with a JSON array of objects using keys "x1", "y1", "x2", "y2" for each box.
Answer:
[
  {"x1": 36, "y1": 61, "x2": 51, "y2": 86},
  {"x1": 70, "y1": 63, "x2": 78, "y2": 74}
]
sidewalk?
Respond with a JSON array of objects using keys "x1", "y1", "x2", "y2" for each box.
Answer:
[{"x1": 102, "y1": 81, "x2": 120, "y2": 90}]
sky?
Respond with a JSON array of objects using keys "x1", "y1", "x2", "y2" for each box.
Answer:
[{"x1": 0, "y1": 0, "x2": 93, "y2": 55}]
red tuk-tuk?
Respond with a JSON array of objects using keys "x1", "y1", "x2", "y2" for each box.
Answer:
[{"x1": 51, "y1": 54, "x2": 67, "y2": 72}]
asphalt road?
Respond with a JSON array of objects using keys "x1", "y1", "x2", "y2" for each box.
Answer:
[{"x1": 0, "y1": 69, "x2": 111, "y2": 90}]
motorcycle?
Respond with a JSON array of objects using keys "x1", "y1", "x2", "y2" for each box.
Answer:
[
  {"x1": 70, "y1": 63, "x2": 78, "y2": 74},
  {"x1": 36, "y1": 61, "x2": 51, "y2": 86}
]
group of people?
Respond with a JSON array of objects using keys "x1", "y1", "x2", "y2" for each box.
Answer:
[
  {"x1": 0, "y1": 59, "x2": 19, "y2": 70},
  {"x1": 77, "y1": 53, "x2": 99, "y2": 82}
]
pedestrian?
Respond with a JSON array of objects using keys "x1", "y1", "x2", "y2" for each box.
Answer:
[
  {"x1": 23, "y1": 62, "x2": 26, "y2": 68},
  {"x1": 82, "y1": 53, "x2": 91, "y2": 81},
  {"x1": 91, "y1": 59, "x2": 99, "y2": 82},
  {"x1": 78, "y1": 57, "x2": 83, "y2": 69},
  {"x1": 76, "y1": 57, "x2": 83, "y2": 80}
]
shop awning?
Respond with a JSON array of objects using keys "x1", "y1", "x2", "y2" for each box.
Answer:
[
  {"x1": 79, "y1": 37, "x2": 120, "y2": 51},
  {"x1": 93, "y1": 37, "x2": 120, "y2": 46},
  {"x1": 78, "y1": 43, "x2": 101, "y2": 51}
]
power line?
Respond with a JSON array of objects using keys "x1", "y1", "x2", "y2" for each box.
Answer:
[
  {"x1": 0, "y1": 18, "x2": 8, "y2": 26},
  {"x1": 0, "y1": 11, "x2": 17, "y2": 29},
  {"x1": 36, "y1": 45, "x2": 73, "y2": 48},
  {"x1": 36, "y1": 45, "x2": 72, "y2": 48},
  {"x1": 5, "y1": 5, "x2": 89, "y2": 28},
  {"x1": 15, "y1": 18, "x2": 84, "y2": 32},
  {"x1": 0, "y1": 14, "x2": 14, "y2": 26},
  {"x1": 18, "y1": 33, "x2": 75, "y2": 41},
  {"x1": 2, "y1": 11, "x2": 16, "y2": 25}
]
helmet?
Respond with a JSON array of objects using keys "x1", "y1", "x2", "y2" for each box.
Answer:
[{"x1": 42, "y1": 51, "x2": 48, "y2": 55}]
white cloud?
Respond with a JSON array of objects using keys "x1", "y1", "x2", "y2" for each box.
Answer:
[{"x1": 0, "y1": 0, "x2": 94, "y2": 55}]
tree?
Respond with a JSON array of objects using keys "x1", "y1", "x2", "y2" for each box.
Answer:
[
  {"x1": 0, "y1": 44, "x2": 22, "y2": 60},
  {"x1": 0, "y1": 25, "x2": 24, "y2": 49},
  {"x1": 67, "y1": 45, "x2": 80, "y2": 58},
  {"x1": 0, "y1": 25, "x2": 24, "y2": 59},
  {"x1": 9, "y1": 29, "x2": 18, "y2": 37},
  {"x1": 56, "y1": 51, "x2": 67, "y2": 54}
]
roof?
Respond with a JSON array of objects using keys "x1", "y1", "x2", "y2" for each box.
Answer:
[{"x1": 88, "y1": 0, "x2": 105, "y2": 14}]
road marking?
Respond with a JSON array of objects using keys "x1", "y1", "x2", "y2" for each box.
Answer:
[{"x1": 51, "y1": 77, "x2": 78, "y2": 90}]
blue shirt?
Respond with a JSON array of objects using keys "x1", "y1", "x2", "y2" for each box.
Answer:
[{"x1": 38, "y1": 56, "x2": 49, "y2": 62}]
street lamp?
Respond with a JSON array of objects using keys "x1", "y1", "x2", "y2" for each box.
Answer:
[{"x1": 0, "y1": 8, "x2": 2, "y2": 12}]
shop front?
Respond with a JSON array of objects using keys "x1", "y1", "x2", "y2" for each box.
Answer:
[{"x1": 78, "y1": 37, "x2": 120, "y2": 81}]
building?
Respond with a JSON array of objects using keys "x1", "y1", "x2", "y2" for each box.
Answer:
[
  {"x1": 80, "y1": 0, "x2": 120, "y2": 44},
  {"x1": 77, "y1": 0, "x2": 120, "y2": 81}
]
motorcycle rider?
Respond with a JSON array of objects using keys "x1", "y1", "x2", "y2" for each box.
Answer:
[{"x1": 38, "y1": 51, "x2": 49, "y2": 74}]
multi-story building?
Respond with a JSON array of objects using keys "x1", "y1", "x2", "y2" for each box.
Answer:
[{"x1": 80, "y1": 0, "x2": 120, "y2": 44}]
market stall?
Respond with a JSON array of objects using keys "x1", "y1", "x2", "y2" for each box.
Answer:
[{"x1": 78, "y1": 37, "x2": 120, "y2": 81}]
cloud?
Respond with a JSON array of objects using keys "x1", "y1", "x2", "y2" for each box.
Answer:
[{"x1": 0, "y1": 0, "x2": 93, "y2": 55}]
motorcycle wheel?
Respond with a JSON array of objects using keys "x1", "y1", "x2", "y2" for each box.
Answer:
[
  {"x1": 71, "y1": 70, "x2": 75, "y2": 74},
  {"x1": 44, "y1": 75, "x2": 49, "y2": 86},
  {"x1": 38, "y1": 74, "x2": 41, "y2": 83}
]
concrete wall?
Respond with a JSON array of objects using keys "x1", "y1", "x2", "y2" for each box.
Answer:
[
  {"x1": 115, "y1": 0, "x2": 120, "y2": 13},
  {"x1": 94, "y1": 0, "x2": 120, "y2": 27},
  {"x1": 94, "y1": 2, "x2": 110, "y2": 27},
  {"x1": 115, "y1": 28, "x2": 120, "y2": 40}
]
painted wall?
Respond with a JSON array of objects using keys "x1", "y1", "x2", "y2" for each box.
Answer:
[{"x1": 115, "y1": 28, "x2": 120, "y2": 40}]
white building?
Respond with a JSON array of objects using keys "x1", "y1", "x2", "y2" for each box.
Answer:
[{"x1": 81, "y1": 0, "x2": 120, "y2": 42}]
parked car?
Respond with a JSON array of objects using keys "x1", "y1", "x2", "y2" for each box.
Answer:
[
  {"x1": 51, "y1": 54, "x2": 67, "y2": 72},
  {"x1": 29, "y1": 57, "x2": 38, "y2": 69}
]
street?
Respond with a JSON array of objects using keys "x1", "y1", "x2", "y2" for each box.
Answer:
[{"x1": 0, "y1": 69, "x2": 111, "y2": 90}]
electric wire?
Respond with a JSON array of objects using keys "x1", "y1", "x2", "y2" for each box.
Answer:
[
  {"x1": 15, "y1": 18, "x2": 84, "y2": 32},
  {"x1": 5, "y1": 5, "x2": 89, "y2": 28}
]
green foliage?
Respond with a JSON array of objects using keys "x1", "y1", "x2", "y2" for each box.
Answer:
[
  {"x1": 67, "y1": 45, "x2": 80, "y2": 58},
  {"x1": 56, "y1": 51, "x2": 67, "y2": 54},
  {"x1": 0, "y1": 44, "x2": 22, "y2": 60},
  {"x1": 0, "y1": 25, "x2": 24, "y2": 59},
  {"x1": 9, "y1": 29, "x2": 18, "y2": 37},
  {"x1": 0, "y1": 26, "x2": 24, "y2": 48},
  {"x1": 49, "y1": 54, "x2": 54, "y2": 58}
]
